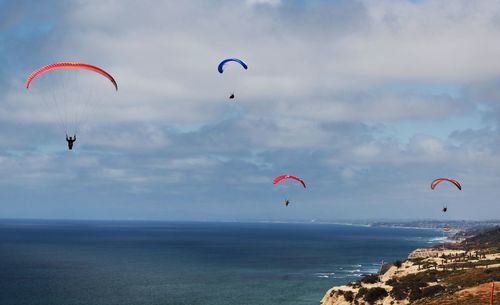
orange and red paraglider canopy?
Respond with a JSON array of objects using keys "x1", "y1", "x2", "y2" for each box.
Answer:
[
  {"x1": 431, "y1": 178, "x2": 462, "y2": 190},
  {"x1": 26, "y1": 62, "x2": 118, "y2": 91},
  {"x1": 273, "y1": 175, "x2": 306, "y2": 188}
]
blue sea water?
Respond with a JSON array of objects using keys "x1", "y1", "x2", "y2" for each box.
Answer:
[{"x1": 0, "y1": 220, "x2": 441, "y2": 305}]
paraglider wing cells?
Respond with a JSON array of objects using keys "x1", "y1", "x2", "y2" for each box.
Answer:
[
  {"x1": 273, "y1": 175, "x2": 306, "y2": 188},
  {"x1": 217, "y1": 58, "x2": 248, "y2": 74},
  {"x1": 430, "y1": 178, "x2": 462, "y2": 190},
  {"x1": 26, "y1": 62, "x2": 118, "y2": 91}
]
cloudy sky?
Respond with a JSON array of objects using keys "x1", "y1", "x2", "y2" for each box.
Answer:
[{"x1": 1, "y1": 0, "x2": 499, "y2": 221}]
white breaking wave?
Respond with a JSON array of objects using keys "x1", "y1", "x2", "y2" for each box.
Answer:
[
  {"x1": 347, "y1": 269, "x2": 361, "y2": 273},
  {"x1": 314, "y1": 272, "x2": 336, "y2": 279}
]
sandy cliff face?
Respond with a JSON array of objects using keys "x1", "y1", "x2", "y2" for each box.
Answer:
[
  {"x1": 320, "y1": 286, "x2": 359, "y2": 305},
  {"x1": 319, "y1": 275, "x2": 408, "y2": 305},
  {"x1": 320, "y1": 288, "x2": 351, "y2": 305},
  {"x1": 408, "y1": 248, "x2": 464, "y2": 259}
]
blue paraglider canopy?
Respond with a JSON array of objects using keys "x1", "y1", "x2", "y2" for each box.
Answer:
[{"x1": 218, "y1": 58, "x2": 248, "y2": 74}]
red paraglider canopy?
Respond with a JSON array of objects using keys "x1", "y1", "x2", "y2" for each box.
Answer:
[
  {"x1": 273, "y1": 175, "x2": 306, "y2": 188},
  {"x1": 26, "y1": 62, "x2": 118, "y2": 91},
  {"x1": 431, "y1": 178, "x2": 462, "y2": 190}
]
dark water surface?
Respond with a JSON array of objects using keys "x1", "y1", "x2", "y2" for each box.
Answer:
[{"x1": 0, "y1": 220, "x2": 441, "y2": 305}]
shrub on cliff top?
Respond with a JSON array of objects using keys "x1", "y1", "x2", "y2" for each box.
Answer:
[
  {"x1": 361, "y1": 274, "x2": 379, "y2": 284},
  {"x1": 408, "y1": 287, "x2": 422, "y2": 301},
  {"x1": 390, "y1": 285, "x2": 407, "y2": 300},
  {"x1": 421, "y1": 285, "x2": 445, "y2": 298},
  {"x1": 356, "y1": 287, "x2": 368, "y2": 299},
  {"x1": 363, "y1": 287, "x2": 388, "y2": 305},
  {"x1": 344, "y1": 291, "x2": 354, "y2": 302},
  {"x1": 389, "y1": 271, "x2": 432, "y2": 301}
]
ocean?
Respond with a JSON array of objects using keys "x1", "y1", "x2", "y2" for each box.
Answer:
[{"x1": 0, "y1": 220, "x2": 441, "y2": 305}]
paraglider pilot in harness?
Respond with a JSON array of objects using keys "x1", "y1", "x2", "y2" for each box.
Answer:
[
  {"x1": 283, "y1": 199, "x2": 290, "y2": 207},
  {"x1": 442, "y1": 204, "x2": 447, "y2": 213},
  {"x1": 66, "y1": 134, "x2": 76, "y2": 150}
]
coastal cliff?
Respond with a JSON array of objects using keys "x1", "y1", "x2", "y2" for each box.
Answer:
[{"x1": 320, "y1": 227, "x2": 500, "y2": 305}]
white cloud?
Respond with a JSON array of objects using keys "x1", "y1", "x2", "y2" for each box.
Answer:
[
  {"x1": 0, "y1": 0, "x2": 500, "y2": 220},
  {"x1": 6, "y1": 0, "x2": 499, "y2": 128}
]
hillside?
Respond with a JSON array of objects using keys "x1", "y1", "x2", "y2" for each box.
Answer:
[{"x1": 320, "y1": 227, "x2": 500, "y2": 305}]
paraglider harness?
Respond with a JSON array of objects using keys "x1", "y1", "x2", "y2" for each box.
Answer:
[{"x1": 66, "y1": 134, "x2": 76, "y2": 150}]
